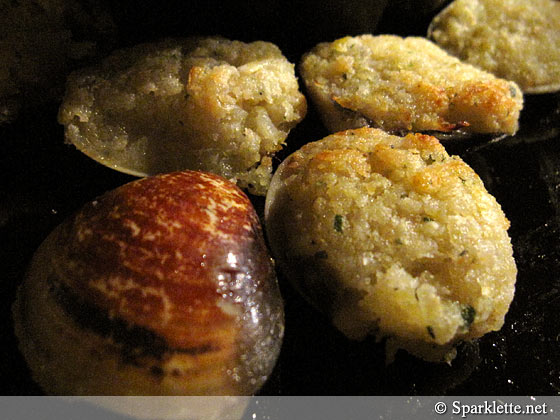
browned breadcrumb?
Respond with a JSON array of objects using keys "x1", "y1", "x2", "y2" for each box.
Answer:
[
  {"x1": 265, "y1": 127, "x2": 517, "y2": 362},
  {"x1": 429, "y1": 0, "x2": 560, "y2": 93},
  {"x1": 300, "y1": 35, "x2": 523, "y2": 136},
  {"x1": 59, "y1": 37, "x2": 306, "y2": 195}
]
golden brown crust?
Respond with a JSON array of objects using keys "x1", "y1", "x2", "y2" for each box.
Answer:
[
  {"x1": 58, "y1": 37, "x2": 307, "y2": 195},
  {"x1": 300, "y1": 35, "x2": 523, "y2": 135},
  {"x1": 429, "y1": 0, "x2": 560, "y2": 93},
  {"x1": 265, "y1": 127, "x2": 516, "y2": 362}
]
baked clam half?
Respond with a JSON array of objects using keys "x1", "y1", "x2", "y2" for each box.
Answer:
[
  {"x1": 428, "y1": 0, "x2": 560, "y2": 94},
  {"x1": 13, "y1": 170, "x2": 284, "y2": 396},
  {"x1": 58, "y1": 37, "x2": 306, "y2": 195},
  {"x1": 265, "y1": 128, "x2": 517, "y2": 363},
  {"x1": 299, "y1": 35, "x2": 523, "y2": 142}
]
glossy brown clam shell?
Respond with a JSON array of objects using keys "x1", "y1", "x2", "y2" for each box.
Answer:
[{"x1": 14, "y1": 170, "x2": 284, "y2": 396}]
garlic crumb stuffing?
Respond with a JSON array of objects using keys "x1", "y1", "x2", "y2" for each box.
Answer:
[
  {"x1": 59, "y1": 37, "x2": 307, "y2": 195},
  {"x1": 429, "y1": 0, "x2": 560, "y2": 94},
  {"x1": 300, "y1": 34, "x2": 523, "y2": 136},
  {"x1": 265, "y1": 127, "x2": 517, "y2": 363}
]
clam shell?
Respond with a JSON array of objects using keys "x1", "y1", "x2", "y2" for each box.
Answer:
[{"x1": 13, "y1": 170, "x2": 284, "y2": 396}]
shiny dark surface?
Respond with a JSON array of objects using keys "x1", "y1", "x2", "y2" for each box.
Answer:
[{"x1": 2, "y1": 0, "x2": 560, "y2": 396}]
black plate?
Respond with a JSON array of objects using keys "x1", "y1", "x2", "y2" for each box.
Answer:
[{"x1": 2, "y1": 0, "x2": 560, "y2": 396}]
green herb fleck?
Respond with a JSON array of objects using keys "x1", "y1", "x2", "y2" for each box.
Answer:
[
  {"x1": 395, "y1": 238, "x2": 403, "y2": 245},
  {"x1": 426, "y1": 155, "x2": 436, "y2": 165},
  {"x1": 459, "y1": 250, "x2": 468, "y2": 257},
  {"x1": 427, "y1": 326, "x2": 435, "y2": 339},
  {"x1": 459, "y1": 176, "x2": 467, "y2": 184},
  {"x1": 509, "y1": 84, "x2": 517, "y2": 98},
  {"x1": 334, "y1": 215, "x2": 344, "y2": 233},
  {"x1": 461, "y1": 305, "x2": 476, "y2": 327},
  {"x1": 422, "y1": 216, "x2": 434, "y2": 222},
  {"x1": 314, "y1": 250, "x2": 329, "y2": 259}
]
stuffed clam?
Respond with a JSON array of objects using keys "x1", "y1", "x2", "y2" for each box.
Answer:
[
  {"x1": 265, "y1": 127, "x2": 517, "y2": 362},
  {"x1": 299, "y1": 35, "x2": 523, "y2": 139},
  {"x1": 58, "y1": 37, "x2": 306, "y2": 195}
]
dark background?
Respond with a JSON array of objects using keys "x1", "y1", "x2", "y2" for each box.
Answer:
[{"x1": 2, "y1": 0, "x2": 560, "y2": 396}]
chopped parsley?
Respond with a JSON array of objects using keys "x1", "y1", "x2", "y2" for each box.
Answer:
[
  {"x1": 461, "y1": 305, "x2": 476, "y2": 327},
  {"x1": 427, "y1": 326, "x2": 435, "y2": 339},
  {"x1": 334, "y1": 215, "x2": 344, "y2": 233},
  {"x1": 509, "y1": 84, "x2": 517, "y2": 98},
  {"x1": 422, "y1": 216, "x2": 434, "y2": 222}
]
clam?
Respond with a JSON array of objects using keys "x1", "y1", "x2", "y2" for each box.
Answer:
[{"x1": 13, "y1": 170, "x2": 284, "y2": 397}]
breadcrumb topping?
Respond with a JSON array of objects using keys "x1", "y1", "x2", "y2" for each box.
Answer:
[
  {"x1": 265, "y1": 127, "x2": 517, "y2": 362},
  {"x1": 300, "y1": 35, "x2": 522, "y2": 135},
  {"x1": 59, "y1": 37, "x2": 306, "y2": 195},
  {"x1": 429, "y1": 0, "x2": 560, "y2": 93}
]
